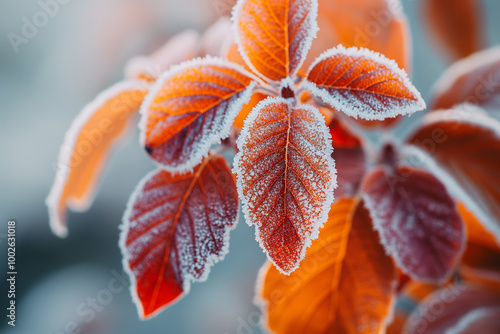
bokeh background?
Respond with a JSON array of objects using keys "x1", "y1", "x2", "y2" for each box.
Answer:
[{"x1": 0, "y1": 0, "x2": 499, "y2": 333}]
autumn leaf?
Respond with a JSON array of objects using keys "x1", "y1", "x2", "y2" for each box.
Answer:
[
  {"x1": 306, "y1": 0, "x2": 411, "y2": 73},
  {"x1": 457, "y1": 202, "x2": 500, "y2": 292},
  {"x1": 47, "y1": 80, "x2": 148, "y2": 237},
  {"x1": 233, "y1": 91, "x2": 270, "y2": 129},
  {"x1": 386, "y1": 280, "x2": 442, "y2": 334},
  {"x1": 329, "y1": 118, "x2": 366, "y2": 198},
  {"x1": 407, "y1": 107, "x2": 500, "y2": 245},
  {"x1": 233, "y1": 0, "x2": 318, "y2": 81},
  {"x1": 421, "y1": 0, "x2": 484, "y2": 60},
  {"x1": 120, "y1": 154, "x2": 238, "y2": 319},
  {"x1": 257, "y1": 198, "x2": 397, "y2": 334},
  {"x1": 234, "y1": 97, "x2": 336, "y2": 274},
  {"x1": 403, "y1": 284, "x2": 500, "y2": 334},
  {"x1": 303, "y1": 45, "x2": 425, "y2": 121},
  {"x1": 361, "y1": 165, "x2": 465, "y2": 282},
  {"x1": 431, "y1": 46, "x2": 500, "y2": 119},
  {"x1": 140, "y1": 57, "x2": 257, "y2": 172}
]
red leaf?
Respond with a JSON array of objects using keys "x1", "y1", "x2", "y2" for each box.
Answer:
[
  {"x1": 233, "y1": 0, "x2": 318, "y2": 81},
  {"x1": 140, "y1": 57, "x2": 256, "y2": 172},
  {"x1": 303, "y1": 45, "x2": 425, "y2": 121},
  {"x1": 421, "y1": 0, "x2": 484, "y2": 60},
  {"x1": 329, "y1": 118, "x2": 366, "y2": 198},
  {"x1": 431, "y1": 46, "x2": 500, "y2": 117},
  {"x1": 407, "y1": 107, "x2": 500, "y2": 246},
  {"x1": 120, "y1": 154, "x2": 238, "y2": 319},
  {"x1": 47, "y1": 80, "x2": 148, "y2": 237},
  {"x1": 234, "y1": 97, "x2": 336, "y2": 274},
  {"x1": 404, "y1": 284, "x2": 500, "y2": 334},
  {"x1": 361, "y1": 165, "x2": 465, "y2": 282}
]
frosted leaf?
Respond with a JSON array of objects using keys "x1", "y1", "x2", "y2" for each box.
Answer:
[
  {"x1": 139, "y1": 56, "x2": 257, "y2": 173},
  {"x1": 361, "y1": 165, "x2": 465, "y2": 282},
  {"x1": 232, "y1": 0, "x2": 318, "y2": 82},
  {"x1": 234, "y1": 97, "x2": 337, "y2": 274},
  {"x1": 119, "y1": 154, "x2": 238, "y2": 319},
  {"x1": 407, "y1": 106, "x2": 500, "y2": 245},
  {"x1": 46, "y1": 80, "x2": 148, "y2": 237},
  {"x1": 256, "y1": 198, "x2": 397, "y2": 334},
  {"x1": 302, "y1": 45, "x2": 425, "y2": 120}
]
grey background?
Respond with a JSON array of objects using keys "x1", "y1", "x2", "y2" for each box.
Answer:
[{"x1": 0, "y1": 0, "x2": 499, "y2": 333}]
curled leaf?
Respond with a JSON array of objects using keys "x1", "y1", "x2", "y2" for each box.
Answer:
[
  {"x1": 303, "y1": 45, "x2": 425, "y2": 121},
  {"x1": 140, "y1": 57, "x2": 256, "y2": 172},
  {"x1": 234, "y1": 97, "x2": 336, "y2": 274},
  {"x1": 361, "y1": 165, "x2": 465, "y2": 282},
  {"x1": 120, "y1": 154, "x2": 238, "y2": 319},
  {"x1": 233, "y1": 0, "x2": 318, "y2": 81},
  {"x1": 47, "y1": 80, "x2": 148, "y2": 237}
]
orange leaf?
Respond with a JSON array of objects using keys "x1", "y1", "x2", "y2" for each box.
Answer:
[
  {"x1": 140, "y1": 57, "x2": 256, "y2": 172},
  {"x1": 305, "y1": 0, "x2": 411, "y2": 73},
  {"x1": 234, "y1": 97, "x2": 336, "y2": 274},
  {"x1": 120, "y1": 154, "x2": 238, "y2": 319},
  {"x1": 303, "y1": 45, "x2": 425, "y2": 121},
  {"x1": 459, "y1": 202, "x2": 500, "y2": 253},
  {"x1": 421, "y1": 0, "x2": 484, "y2": 60},
  {"x1": 431, "y1": 46, "x2": 500, "y2": 116},
  {"x1": 233, "y1": 0, "x2": 318, "y2": 81},
  {"x1": 257, "y1": 198, "x2": 397, "y2": 334},
  {"x1": 457, "y1": 202, "x2": 500, "y2": 292},
  {"x1": 233, "y1": 91, "x2": 269, "y2": 129},
  {"x1": 407, "y1": 107, "x2": 500, "y2": 246},
  {"x1": 225, "y1": 41, "x2": 251, "y2": 71},
  {"x1": 47, "y1": 80, "x2": 148, "y2": 237}
]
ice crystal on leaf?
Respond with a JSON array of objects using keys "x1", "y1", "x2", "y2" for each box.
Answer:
[{"x1": 48, "y1": 0, "x2": 427, "y2": 320}]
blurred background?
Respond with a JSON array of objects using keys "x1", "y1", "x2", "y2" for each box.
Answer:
[{"x1": 0, "y1": 0, "x2": 499, "y2": 333}]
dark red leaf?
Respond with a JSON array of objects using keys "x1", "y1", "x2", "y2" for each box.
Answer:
[
  {"x1": 404, "y1": 284, "x2": 500, "y2": 334},
  {"x1": 407, "y1": 107, "x2": 500, "y2": 246},
  {"x1": 361, "y1": 165, "x2": 465, "y2": 282},
  {"x1": 329, "y1": 118, "x2": 366, "y2": 198},
  {"x1": 120, "y1": 154, "x2": 238, "y2": 318}
]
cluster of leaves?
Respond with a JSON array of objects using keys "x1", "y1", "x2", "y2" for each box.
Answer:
[{"x1": 47, "y1": 0, "x2": 500, "y2": 332}]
